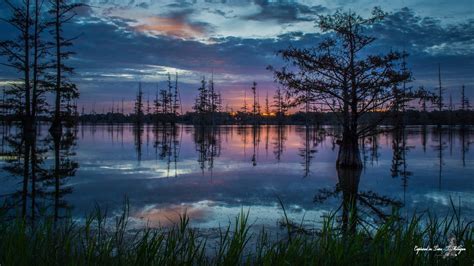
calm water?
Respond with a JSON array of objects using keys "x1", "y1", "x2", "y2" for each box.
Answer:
[{"x1": 1, "y1": 124, "x2": 473, "y2": 229}]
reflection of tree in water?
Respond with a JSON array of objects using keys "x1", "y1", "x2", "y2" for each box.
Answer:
[
  {"x1": 361, "y1": 129, "x2": 380, "y2": 167},
  {"x1": 432, "y1": 127, "x2": 447, "y2": 189},
  {"x1": 251, "y1": 125, "x2": 261, "y2": 166},
  {"x1": 297, "y1": 126, "x2": 323, "y2": 177},
  {"x1": 314, "y1": 168, "x2": 403, "y2": 234},
  {"x1": 153, "y1": 124, "x2": 181, "y2": 178},
  {"x1": 460, "y1": 127, "x2": 470, "y2": 167},
  {"x1": 2, "y1": 127, "x2": 47, "y2": 219},
  {"x1": 133, "y1": 124, "x2": 143, "y2": 163},
  {"x1": 1, "y1": 125, "x2": 78, "y2": 222},
  {"x1": 193, "y1": 126, "x2": 221, "y2": 173},
  {"x1": 235, "y1": 125, "x2": 261, "y2": 166},
  {"x1": 46, "y1": 129, "x2": 78, "y2": 222},
  {"x1": 390, "y1": 127, "x2": 413, "y2": 202},
  {"x1": 421, "y1": 125, "x2": 427, "y2": 153},
  {"x1": 273, "y1": 125, "x2": 287, "y2": 162},
  {"x1": 237, "y1": 125, "x2": 249, "y2": 158},
  {"x1": 264, "y1": 125, "x2": 270, "y2": 158}
]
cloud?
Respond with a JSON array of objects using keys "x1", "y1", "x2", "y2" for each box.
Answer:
[
  {"x1": 132, "y1": 9, "x2": 213, "y2": 39},
  {"x1": 134, "y1": 16, "x2": 207, "y2": 39},
  {"x1": 244, "y1": 2, "x2": 327, "y2": 23},
  {"x1": 0, "y1": 2, "x2": 473, "y2": 109}
]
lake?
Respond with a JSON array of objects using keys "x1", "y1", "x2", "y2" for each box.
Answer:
[{"x1": 0, "y1": 124, "x2": 473, "y2": 230}]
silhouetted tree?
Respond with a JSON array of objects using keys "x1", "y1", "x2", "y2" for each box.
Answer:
[
  {"x1": 436, "y1": 64, "x2": 444, "y2": 112},
  {"x1": 0, "y1": 0, "x2": 49, "y2": 220},
  {"x1": 272, "y1": 88, "x2": 287, "y2": 123},
  {"x1": 134, "y1": 82, "x2": 144, "y2": 124},
  {"x1": 193, "y1": 76, "x2": 221, "y2": 124},
  {"x1": 48, "y1": 0, "x2": 81, "y2": 134},
  {"x1": 264, "y1": 91, "x2": 270, "y2": 115},
  {"x1": 173, "y1": 72, "x2": 181, "y2": 116},
  {"x1": 1, "y1": 0, "x2": 35, "y2": 133},
  {"x1": 194, "y1": 77, "x2": 209, "y2": 114},
  {"x1": 271, "y1": 8, "x2": 412, "y2": 169},
  {"x1": 251, "y1": 81, "x2": 259, "y2": 120},
  {"x1": 241, "y1": 90, "x2": 249, "y2": 114}
]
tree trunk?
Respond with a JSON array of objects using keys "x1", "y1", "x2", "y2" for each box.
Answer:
[
  {"x1": 50, "y1": 0, "x2": 61, "y2": 136},
  {"x1": 337, "y1": 130, "x2": 362, "y2": 169}
]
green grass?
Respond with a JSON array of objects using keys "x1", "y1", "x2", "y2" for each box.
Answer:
[{"x1": 0, "y1": 202, "x2": 472, "y2": 265}]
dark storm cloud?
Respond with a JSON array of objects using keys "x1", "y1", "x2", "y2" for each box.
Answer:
[
  {"x1": 372, "y1": 8, "x2": 474, "y2": 54},
  {"x1": 244, "y1": 2, "x2": 327, "y2": 23},
  {"x1": 367, "y1": 8, "x2": 474, "y2": 92}
]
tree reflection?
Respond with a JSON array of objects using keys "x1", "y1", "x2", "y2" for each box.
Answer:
[
  {"x1": 390, "y1": 127, "x2": 413, "y2": 202},
  {"x1": 47, "y1": 128, "x2": 78, "y2": 222},
  {"x1": 153, "y1": 124, "x2": 181, "y2": 178},
  {"x1": 273, "y1": 125, "x2": 287, "y2": 162},
  {"x1": 298, "y1": 126, "x2": 322, "y2": 177},
  {"x1": 1, "y1": 125, "x2": 78, "y2": 223},
  {"x1": 193, "y1": 126, "x2": 221, "y2": 173},
  {"x1": 361, "y1": 129, "x2": 380, "y2": 167},
  {"x1": 251, "y1": 125, "x2": 261, "y2": 166},
  {"x1": 432, "y1": 126, "x2": 447, "y2": 189},
  {"x1": 460, "y1": 127, "x2": 470, "y2": 167},
  {"x1": 314, "y1": 168, "x2": 403, "y2": 234},
  {"x1": 133, "y1": 124, "x2": 143, "y2": 163}
]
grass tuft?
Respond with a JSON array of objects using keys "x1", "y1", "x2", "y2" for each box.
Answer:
[{"x1": 0, "y1": 201, "x2": 472, "y2": 265}]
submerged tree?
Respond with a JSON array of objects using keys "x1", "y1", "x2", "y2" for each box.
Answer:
[{"x1": 271, "y1": 8, "x2": 412, "y2": 169}]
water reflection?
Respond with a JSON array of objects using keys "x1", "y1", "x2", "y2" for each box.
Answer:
[
  {"x1": 297, "y1": 126, "x2": 322, "y2": 177},
  {"x1": 315, "y1": 168, "x2": 403, "y2": 233},
  {"x1": 0, "y1": 123, "x2": 78, "y2": 222},
  {"x1": 273, "y1": 125, "x2": 287, "y2": 162},
  {"x1": 193, "y1": 126, "x2": 221, "y2": 173},
  {"x1": 0, "y1": 124, "x2": 473, "y2": 228},
  {"x1": 153, "y1": 124, "x2": 181, "y2": 177},
  {"x1": 48, "y1": 129, "x2": 78, "y2": 221}
]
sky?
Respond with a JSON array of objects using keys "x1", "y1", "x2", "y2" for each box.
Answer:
[{"x1": 0, "y1": 0, "x2": 473, "y2": 113}]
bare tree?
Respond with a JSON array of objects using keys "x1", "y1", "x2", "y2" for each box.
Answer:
[
  {"x1": 251, "y1": 81, "x2": 258, "y2": 118},
  {"x1": 0, "y1": 0, "x2": 34, "y2": 133},
  {"x1": 48, "y1": 0, "x2": 81, "y2": 135},
  {"x1": 461, "y1": 85, "x2": 469, "y2": 111},
  {"x1": 0, "y1": 0, "x2": 48, "y2": 219},
  {"x1": 270, "y1": 8, "x2": 412, "y2": 169},
  {"x1": 134, "y1": 82, "x2": 144, "y2": 124},
  {"x1": 264, "y1": 91, "x2": 270, "y2": 115}
]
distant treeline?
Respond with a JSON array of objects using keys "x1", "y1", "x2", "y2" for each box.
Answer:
[{"x1": 4, "y1": 109, "x2": 467, "y2": 125}]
